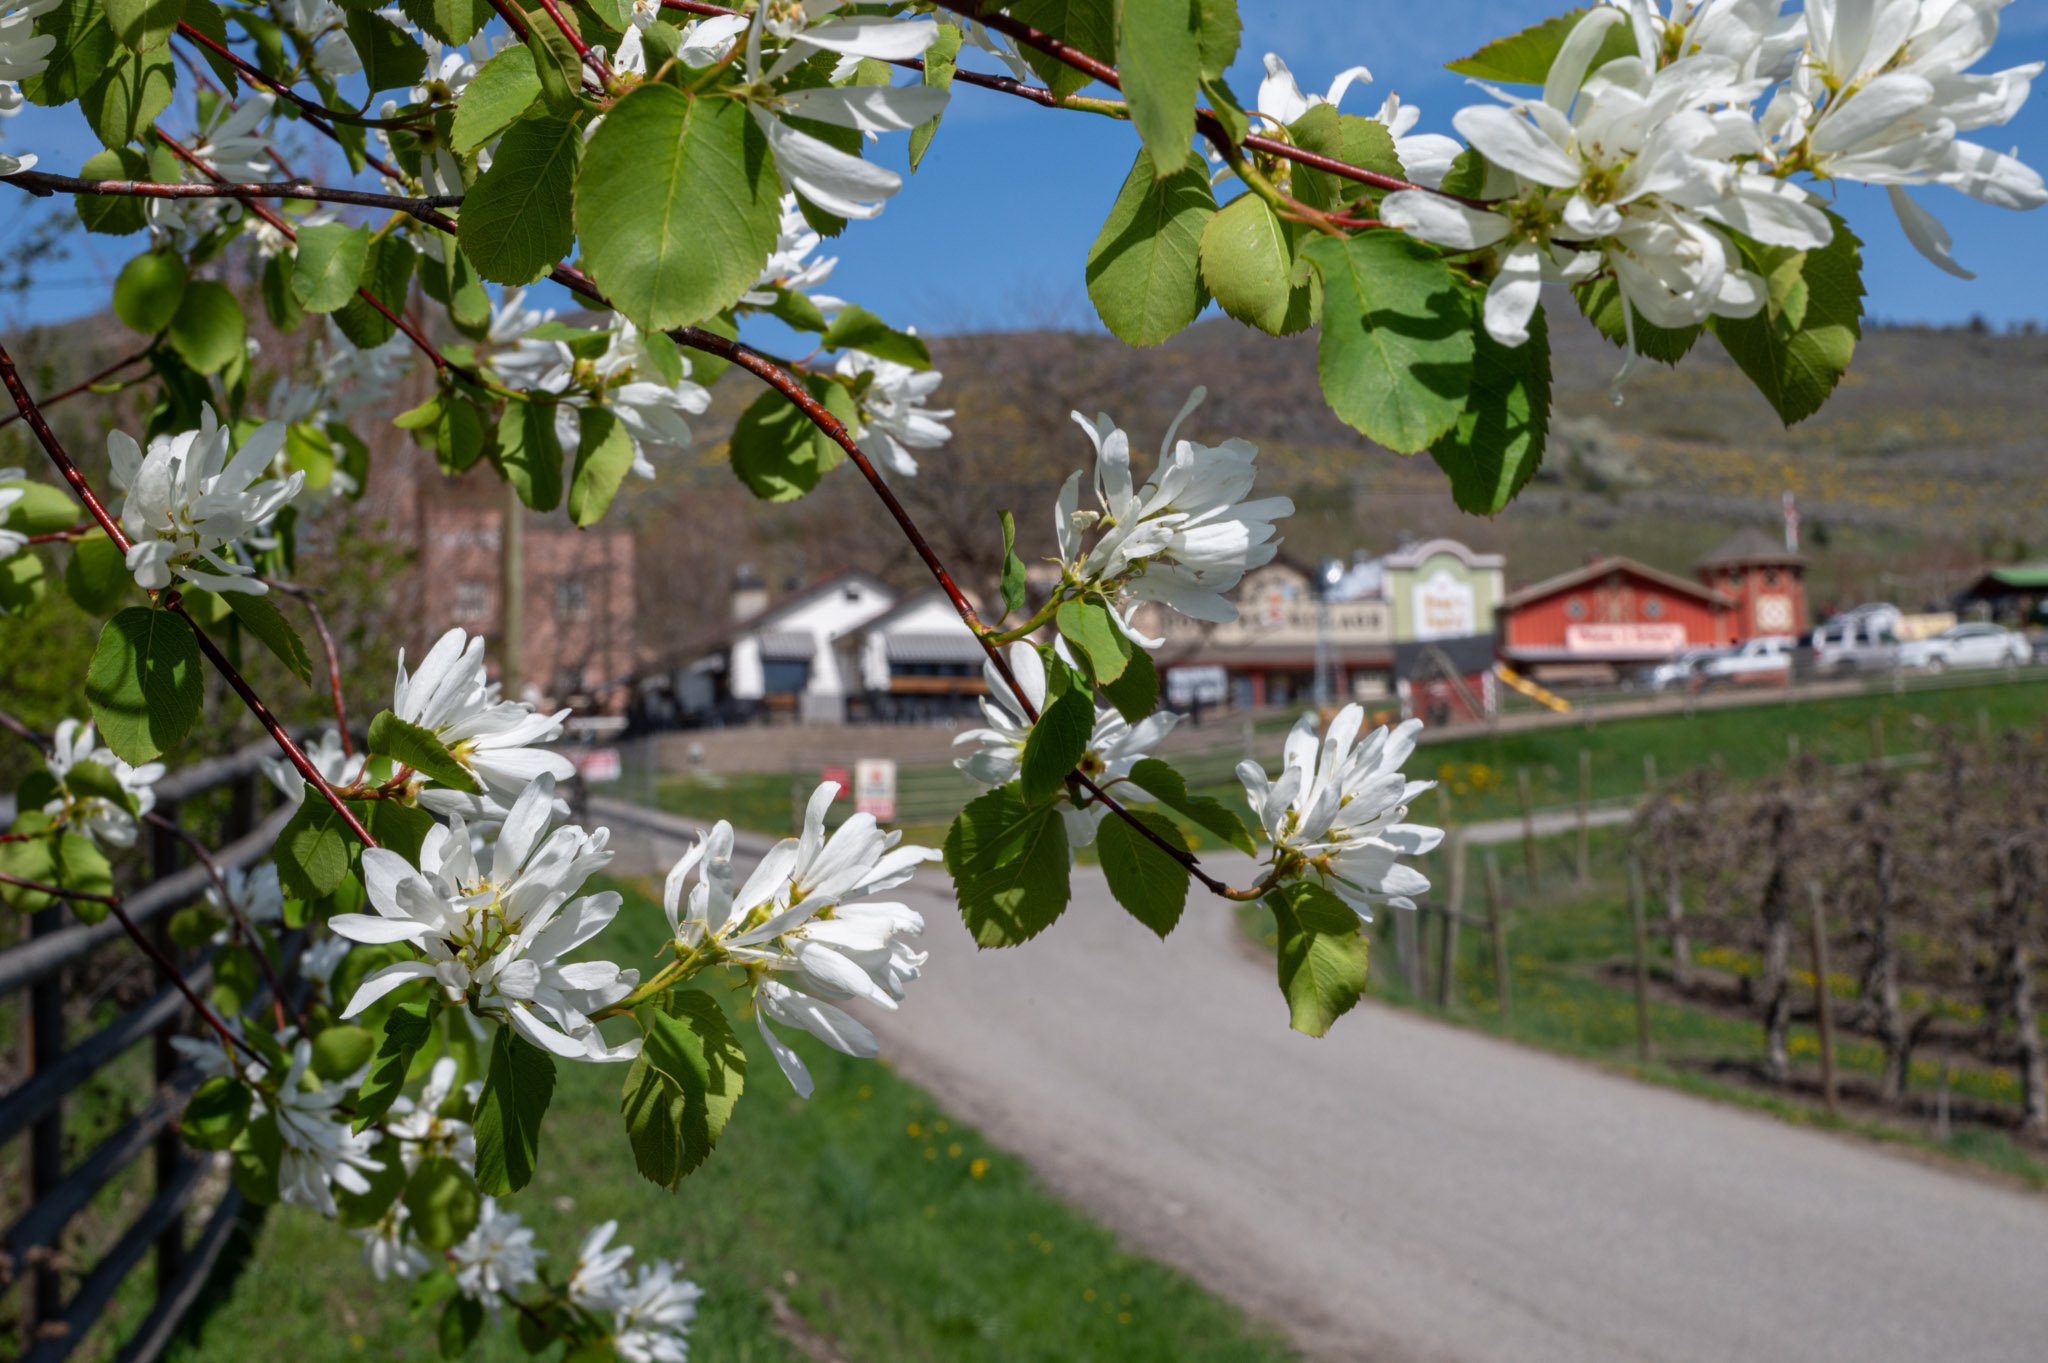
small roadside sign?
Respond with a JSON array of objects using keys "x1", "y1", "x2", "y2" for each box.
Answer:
[{"x1": 854, "y1": 758, "x2": 897, "y2": 821}]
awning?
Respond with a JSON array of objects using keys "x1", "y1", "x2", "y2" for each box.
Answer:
[
  {"x1": 757, "y1": 631, "x2": 815, "y2": 661},
  {"x1": 885, "y1": 631, "x2": 988, "y2": 665}
]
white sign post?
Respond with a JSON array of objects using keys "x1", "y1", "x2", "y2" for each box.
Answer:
[{"x1": 855, "y1": 758, "x2": 898, "y2": 821}]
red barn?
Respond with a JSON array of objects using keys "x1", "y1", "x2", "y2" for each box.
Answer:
[
  {"x1": 1497, "y1": 558, "x2": 1738, "y2": 682},
  {"x1": 1694, "y1": 528, "x2": 1809, "y2": 640}
]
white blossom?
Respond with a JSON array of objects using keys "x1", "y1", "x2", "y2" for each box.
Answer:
[
  {"x1": 1237, "y1": 707, "x2": 1444, "y2": 922},
  {"x1": 1371, "y1": 92, "x2": 1463, "y2": 188},
  {"x1": 954, "y1": 641, "x2": 1178, "y2": 850},
  {"x1": 43, "y1": 718, "x2": 163, "y2": 848},
  {"x1": 611, "y1": 1259, "x2": 705, "y2": 1363},
  {"x1": 567, "y1": 1220, "x2": 635, "y2": 1309},
  {"x1": 392, "y1": 627, "x2": 576, "y2": 808},
  {"x1": 107, "y1": 405, "x2": 303, "y2": 594},
  {"x1": 332, "y1": 775, "x2": 641, "y2": 1063},
  {"x1": 0, "y1": 0, "x2": 58, "y2": 175},
  {"x1": 1055, "y1": 388, "x2": 1292, "y2": 639},
  {"x1": 0, "y1": 469, "x2": 28, "y2": 559},
  {"x1": 357, "y1": 1204, "x2": 431, "y2": 1282},
  {"x1": 384, "y1": 1056, "x2": 475, "y2": 1172},
  {"x1": 205, "y1": 863, "x2": 284, "y2": 943},
  {"x1": 662, "y1": 785, "x2": 938, "y2": 1098},
  {"x1": 268, "y1": 1038, "x2": 385, "y2": 1218},
  {"x1": 263, "y1": 728, "x2": 367, "y2": 805},
  {"x1": 735, "y1": 5, "x2": 950, "y2": 220},
  {"x1": 833, "y1": 350, "x2": 951, "y2": 477},
  {"x1": 451, "y1": 1198, "x2": 543, "y2": 1303},
  {"x1": 742, "y1": 194, "x2": 846, "y2": 309},
  {"x1": 1254, "y1": 52, "x2": 1375, "y2": 129}
]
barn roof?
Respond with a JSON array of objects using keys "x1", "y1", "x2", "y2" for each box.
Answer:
[
  {"x1": 1499, "y1": 557, "x2": 1735, "y2": 612},
  {"x1": 1696, "y1": 527, "x2": 1804, "y2": 569}
]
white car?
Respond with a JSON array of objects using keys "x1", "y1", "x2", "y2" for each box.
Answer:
[
  {"x1": 1697, "y1": 636, "x2": 1796, "y2": 686},
  {"x1": 1812, "y1": 609, "x2": 1901, "y2": 674},
  {"x1": 1897, "y1": 623, "x2": 2031, "y2": 672},
  {"x1": 1644, "y1": 647, "x2": 1730, "y2": 692}
]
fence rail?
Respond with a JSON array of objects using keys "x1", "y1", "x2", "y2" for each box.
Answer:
[{"x1": 2, "y1": 739, "x2": 286, "y2": 1363}]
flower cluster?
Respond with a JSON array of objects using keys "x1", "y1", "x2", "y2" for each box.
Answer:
[
  {"x1": 0, "y1": 0, "x2": 57, "y2": 175},
  {"x1": 42, "y1": 718, "x2": 163, "y2": 848},
  {"x1": 1238, "y1": 707, "x2": 1444, "y2": 920},
  {"x1": 392, "y1": 626, "x2": 578, "y2": 817},
  {"x1": 1372, "y1": 0, "x2": 2041, "y2": 380},
  {"x1": 567, "y1": 1222, "x2": 705, "y2": 1363},
  {"x1": 1055, "y1": 388, "x2": 1293, "y2": 640},
  {"x1": 663, "y1": 782, "x2": 938, "y2": 1097},
  {"x1": 332, "y1": 775, "x2": 640, "y2": 1062},
  {"x1": 107, "y1": 405, "x2": 303, "y2": 594}
]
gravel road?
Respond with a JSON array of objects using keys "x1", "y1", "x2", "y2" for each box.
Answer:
[{"x1": 598, "y1": 799, "x2": 2048, "y2": 1363}]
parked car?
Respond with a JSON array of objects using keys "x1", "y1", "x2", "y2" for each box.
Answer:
[
  {"x1": 1698, "y1": 636, "x2": 1796, "y2": 686},
  {"x1": 1643, "y1": 647, "x2": 1732, "y2": 692},
  {"x1": 1896, "y1": 622, "x2": 2031, "y2": 672},
  {"x1": 1812, "y1": 608, "x2": 1901, "y2": 674}
]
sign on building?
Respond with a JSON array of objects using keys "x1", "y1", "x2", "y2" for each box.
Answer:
[
  {"x1": 574, "y1": 748, "x2": 622, "y2": 784},
  {"x1": 1412, "y1": 568, "x2": 1477, "y2": 640},
  {"x1": 854, "y1": 759, "x2": 897, "y2": 821},
  {"x1": 1564, "y1": 623, "x2": 1688, "y2": 655}
]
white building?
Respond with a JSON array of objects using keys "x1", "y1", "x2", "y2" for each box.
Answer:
[{"x1": 723, "y1": 569, "x2": 897, "y2": 723}]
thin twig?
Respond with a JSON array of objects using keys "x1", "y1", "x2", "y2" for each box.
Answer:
[
  {"x1": 175, "y1": 21, "x2": 432, "y2": 133},
  {"x1": 3, "y1": 169, "x2": 461, "y2": 215},
  {"x1": 144, "y1": 811, "x2": 300, "y2": 1032},
  {"x1": 0, "y1": 346, "x2": 151, "y2": 430},
  {"x1": 266, "y1": 580, "x2": 355, "y2": 758}
]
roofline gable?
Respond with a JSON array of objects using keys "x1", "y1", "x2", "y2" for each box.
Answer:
[{"x1": 1500, "y1": 557, "x2": 1737, "y2": 612}]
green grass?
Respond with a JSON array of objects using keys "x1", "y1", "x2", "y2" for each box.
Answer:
[
  {"x1": 1239, "y1": 829, "x2": 2048, "y2": 1190},
  {"x1": 168, "y1": 878, "x2": 1297, "y2": 1363}
]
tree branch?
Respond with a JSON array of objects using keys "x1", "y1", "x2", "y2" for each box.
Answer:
[
  {"x1": 175, "y1": 21, "x2": 433, "y2": 133},
  {"x1": 0, "y1": 346, "x2": 151, "y2": 431},
  {"x1": 2, "y1": 169, "x2": 461, "y2": 215}
]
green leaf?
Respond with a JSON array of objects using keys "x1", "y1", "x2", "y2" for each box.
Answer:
[
  {"x1": 22, "y1": 0, "x2": 115, "y2": 105},
  {"x1": 1006, "y1": 0, "x2": 1114, "y2": 98},
  {"x1": 1199, "y1": 192, "x2": 1316, "y2": 336},
  {"x1": 946, "y1": 786, "x2": 1074, "y2": 947},
  {"x1": 576, "y1": 85, "x2": 780, "y2": 332},
  {"x1": 167, "y1": 281, "x2": 245, "y2": 374},
  {"x1": 1128, "y1": 756, "x2": 1256, "y2": 853},
  {"x1": 260, "y1": 252, "x2": 305, "y2": 332},
  {"x1": 64, "y1": 757, "x2": 139, "y2": 816},
  {"x1": 75, "y1": 147, "x2": 152, "y2": 234},
  {"x1": 367, "y1": 708, "x2": 482, "y2": 793},
  {"x1": 1195, "y1": 0, "x2": 1239, "y2": 78},
  {"x1": 1268, "y1": 881, "x2": 1370, "y2": 1036},
  {"x1": 399, "y1": 0, "x2": 493, "y2": 44},
  {"x1": 0, "y1": 553, "x2": 44, "y2": 618},
  {"x1": 1, "y1": 479, "x2": 82, "y2": 534},
  {"x1": 85, "y1": 606, "x2": 202, "y2": 763},
  {"x1": 81, "y1": 44, "x2": 174, "y2": 147},
  {"x1": 180, "y1": 1076, "x2": 251, "y2": 1151},
  {"x1": 519, "y1": 0, "x2": 583, "y2": 114},
  {"x1": 230, "y1": 1112, "x2": 282, "y2": 1203},
  {"x1": 225, "y1": 590, "x2": 316, "y2": 683},
  {"x1": 1304, "y1": 231, "x2": 1473, "y2": 453},
  {"x1": 624, "y1": 990, "x2": 746, "y2": 1189},
  {"x1": 459, "y1": 113, "x2": 581, "y2": 286},
  {"x1": 333, "y1": 233, "x2": 416, "y2": 349},
  {"x1": 1100, "y1": 642, "x2": 1158, "y2": 723},
  {"x1": 334, "y1": 1151, "x2": 408, "y2": 1227},
  {"x1": 908, "y1": 20, "x2": 960, "y2": 170},
  {"x1": 345, "y1": 8, "x2": 427, "y2": 96},
  {"x1": 64, "y1": 533, "x2": 131, "y2": 614},
  {"x1": 821, "y1": 304, "x2": 932, "y2": 369},
  {"x1": 1430, "y1": 298, "x2": 1551, "y2": 515},
  {"x1": 113, "y1": 250, "x2": 186, "y2": 333},
  {"x1": 1097, "y1": 808, "x2": 1190, "y2": 936},
  {"x1": 1019, "y1": 674, "x2": 1094, "y2": 806},
  {"x1": 0, "y1": 814, "x2": 114, "y2": 915},
  {"x1": 1573, "y1": 276, "x2": 1701, "y2": 365},
  {"x1": 439, "y1": 1297, "x2": 485, "y2": 1361},
  {"x1": 1287, "y1": 105, "x2": 1403, "y2": 213},
  {"x1": 568, "y1": 405, "x2": 636, "y2": 527},
  {"x1": 495, "y1": 399, "x2": 564, "y2": 512},
  {"x1": 180, "y1": 0, "x2": 237, "y2": 89},
  {"x1": 311, "y1": 1024, "x2": 377, "y2": 1081},
  {"x1": 727, "y1": 379, "x2": 851, "y2": 501},
  {"x1": 1707, "y1": 212, "x2": 1864, "y2": 426},
  {"x1": 1055, "y1": 596, "x2": 1129, "y2": 683},
  {"x1": 406, "y1": 1156, "x2": 481, "y2": 1250},
  {"x1": 1085, "y1": 148, "x2": 1215, "y2": 347},
  {"x1": 450, "y1": 45, "x2": 541, "y2": 153},
  {"x1": 473, "y1": 1025, "x2": 556, "y2": 1196},
  {"x1": 293, "y1": 222, "x2": 372, "y2": 314},
  {"x1": 1446, "y1": 8, "x2": 1635, "y2": 85},
  {"x1": 1115, "y1": 0, "x2": 1200, "y2": 176},
  {"x1": 355, "y1": 998, "x2": 439, "y2": 1125},
  {"x1": 275, "y1": 789, "x2": 357, "y2": 900},
  {"x1": 998, "y1": 510, "x2": 1027, "y2": 622}
]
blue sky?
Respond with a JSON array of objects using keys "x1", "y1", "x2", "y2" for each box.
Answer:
[{"x1": 6, "y1": 0, "x2": 2047, "y2": 333}]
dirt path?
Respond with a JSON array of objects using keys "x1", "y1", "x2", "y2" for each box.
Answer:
[{"x1": 596, "y1": 798, "x2": 2048, "y2": 1363}]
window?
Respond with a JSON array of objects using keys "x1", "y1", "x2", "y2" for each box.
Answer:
[
  {"x1": 762, "y1": 658, "x2": 811, "y2": 694},
  {"x1": 1765, "y1": 568, "x2": 1781, "y2": 586},
  {"x1": 454, "y1": 580, "x2": 490, "y2": 622},
  {"x1": 1643, "y1": 597, "x2": 1664, "y2": 619},
  {"x1": 556, "y1": 577, "x2": 589, "y2": 620},
  {"x1": 1565, "y1": 597, "x2": 1587, "y2": 619}
]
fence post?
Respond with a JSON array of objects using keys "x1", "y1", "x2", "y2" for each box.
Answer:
[
  {"x1": 1485, "y1": 851, "x2": 1510, "y2": 1023},
  {"x1": 1642, "y1": 751, "x2": 1658, "y2": 794},
  {"x1": 1576, "y1": 748, "x2": 1592, "y2": 882},
  {"x1": 150, "y1": 801, "x2": 189, "y2": 1295},
  {"x1": 1435, "y1": 836, "x2": 1465, "y2": 1009},
  {"x1": 1807, "y1": 882, "x2": 1839, "y2": 1116},
  {"x1": 1517, "y1": 767, "x2": 1540, "y2": 892},
  {"x1": 1869, "y1": 715, "x2": 1885, "y2": 763},
  {"x1": 1627, "y1": 855, "x2": 1654, "y2": 1062},
  {"x1": 25, "y1": 902, "x2": 65, "y2": 1332},
  {"x1": 1394, "y1": 902, "x2": 1421, "y2": 998},
  {"x1": 1787, "y1": 731, "x2": 1800, "y2": 765}
]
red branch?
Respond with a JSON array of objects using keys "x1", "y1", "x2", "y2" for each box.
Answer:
[
  {"x1": 175, "y1": 21, "x2": 428, "y2": 135},
  {"x1": 0, "y1": 346, "x2": 150, "y2": 431},
  {"x1": 2, "y1": 169, "x2": 459, "y2": 214}
]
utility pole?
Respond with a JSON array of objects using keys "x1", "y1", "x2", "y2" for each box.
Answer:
[{"x1": 500, "y1": 479, "x2": 525, "y2": 700}]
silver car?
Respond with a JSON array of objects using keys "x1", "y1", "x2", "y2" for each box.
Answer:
[{"x1": 1896, "y1": 622, "x2": 2031, "y2": 672}]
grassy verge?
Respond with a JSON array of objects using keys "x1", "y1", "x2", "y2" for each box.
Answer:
[
  {"x1": 1238, "y1": 829, "x2": 2048, "y2": 1190},
  {"x1": 169, "y1": 879, "x2": 1297, "y2": 1363}
]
